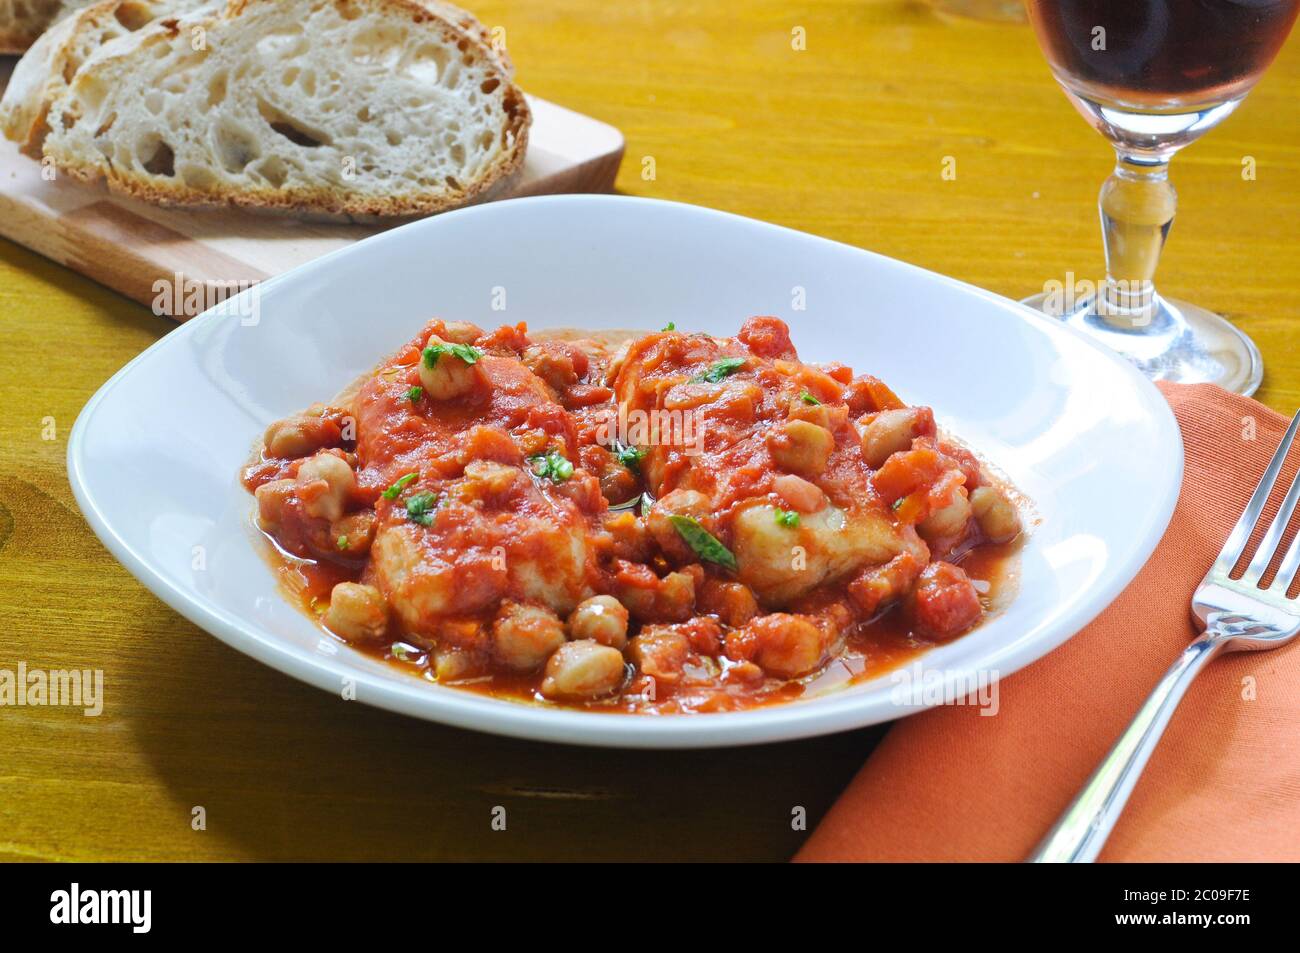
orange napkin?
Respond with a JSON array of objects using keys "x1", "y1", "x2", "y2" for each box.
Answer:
[{"x1": 796, "y1": 383, "x2": 1300, "y2": 862}]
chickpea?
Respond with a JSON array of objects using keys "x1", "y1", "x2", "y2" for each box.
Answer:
[
  {"x1": 787, "y1": 397, "x2": 832, "y2": 429},
  {"x1": 491, "y1": 602, "x2": 566, "y2": 671},
  {"x1": 567, "y1": 595, "x2": 630, "y2": 649},
  {"x1": 768, "y1": 420, "x2": 834, "y2": 476},
  {"x1": 461, "y1": 460, "x2": 524, "y2": 501},
  {"x1": 737, "y1": 613, "x2": 825, "y2": 678},
  {"x1": 254, "y1": 478, "x2": 296, "y2": 530},
  {"x1": 263, "y1": 415, "x2": 341, "y2": 458},
  {"x1": 970, "y1": 486, "x2": 1022, "y2": 543},
  {"x1": 919, "y1": 485, "x2": 972, "y2": 542},
  {"x1": 419, "y1": 334, "x2": 482, "y2": 400},
  {"x1": 441, "y1": 321, "x2": 484, "y2": 344},
  {"x1": 628, "y1": 627, "x2": 690, "y2": 684},
  {"x1": 602, "y1": 510, "x2": 651, "y2": 562},
  {"x1": 330, "y1": 510, "x2": 376, "y2": 555},
  {"x1": 696, "y1": 579, "x2": 760, "y2": 627},
  {"x1": 859, "y1": 408, "x2": 924, "y2": 468},
  {"x1": 656, "y1": 570, "x2": 699, "y2": 623},
  {"x1": 297, "y1": 452, "x2": 355, "y2": 522},
  {"x1": 772, "y1": 473, "x2": 825, "y2": 514},
  {"x1": 323, "y1": 582, "x2": 388, "y2": 642},
  {"x1": 541, "y1": 640, "x2": 627, "y2": 699},
  {"x1": 434, "y1": 646, "x2": 486, "y2": 681}
]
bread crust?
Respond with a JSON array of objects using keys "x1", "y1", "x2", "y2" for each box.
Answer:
[
  {"x1": 0, "y1": 0, "x2": 87, "y2": 53},
  {"x1": 41, "y1": 0, "x2": 532, "y2": 218},
  {"x1": 1, "y1": 29, "x2": 39, "y2": 54}
]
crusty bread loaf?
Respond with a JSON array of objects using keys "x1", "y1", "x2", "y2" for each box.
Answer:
[
  {"x1": 0, "y1": 0, "x2": 91, "y2": 54},
  {"x1": 1, "y1": 0, "x2": 212, "y2": 157},
  {"x1": 40, "y1": 0, "x2": 530, "y2": 217}
]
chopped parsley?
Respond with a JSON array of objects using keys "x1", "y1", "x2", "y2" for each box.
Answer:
[
  {"x1": 668, "y1": 515, "x2": 737, "y2": 571},
  {"x1": 662, "y1": 321, "x2": 676, "y2": 332},
  {"x1": 799, "y1": 390, "x2": 821, "y2": 405},
  {"x1": 336, "y1": 534, "x2": 348, "y2": 550},
  {"x1": 407, "y1": 385, "x2": 424, "y2": 402},
  {"x1": 774, "y1": 508, "x2": 801, "y2": 528},
  {"x1": 612, "y1": 440, "x2": 647, "y2": 473},
  {"x1": 381, "y1": 472, "x2": 418, "y2": 500},
  {"x1": 423, "y1": 342, "x2": 483, "y2": 368},
  {"x1": 692, "y1": 357, "x2": 746, "y2": 384},
  {"x1": 405, "y1": 491, "x2": 438, "y2": 526},
  {"x1": 529, "y1": 451, "x2": 574, "y2": 484}
]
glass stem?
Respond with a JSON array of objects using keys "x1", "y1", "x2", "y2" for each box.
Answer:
[{"x1": 1097, "y1": 152, "x2": 1177, "y2": 329}]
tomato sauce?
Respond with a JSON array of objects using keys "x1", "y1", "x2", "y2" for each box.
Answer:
[{"x1": 243, "y1": 318, "x2": 1027, "y2": 715}]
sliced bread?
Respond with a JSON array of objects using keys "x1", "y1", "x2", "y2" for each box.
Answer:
[
  {"x1": 41, "y1": 0, "x2": 530, "y2": 217},
  {"x1": 1, "y1": 0, "x2": 213, "y2": 157}
]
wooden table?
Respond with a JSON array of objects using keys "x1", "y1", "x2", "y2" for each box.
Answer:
[{"x1": 2, "y1": 1, "x2": 1297, "y2": 862}]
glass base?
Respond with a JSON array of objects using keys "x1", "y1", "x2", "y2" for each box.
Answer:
[{"x1": 1021, "y1": 291, "x2": 1262, "y2": 396}]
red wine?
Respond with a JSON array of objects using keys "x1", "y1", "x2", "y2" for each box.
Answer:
[{"x1": 1026, "y1": 0, "x2": 1299, "y2": 106}]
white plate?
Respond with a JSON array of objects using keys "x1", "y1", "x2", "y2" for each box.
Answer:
[{"x1": 68, "y1": 195, "x2": 1182, "y2": 748}]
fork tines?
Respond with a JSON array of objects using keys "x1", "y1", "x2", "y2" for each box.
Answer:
[{"x1": 1213, "y1": 409, "x2": 1300, "y2": 594}]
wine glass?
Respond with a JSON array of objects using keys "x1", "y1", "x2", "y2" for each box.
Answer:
[{"x1": 1021, "y1": 0, "x2": 1299, "y2": 395}]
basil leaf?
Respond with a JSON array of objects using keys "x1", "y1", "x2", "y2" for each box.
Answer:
[{"x1": 668, "y1": 515, "x2": 737, "y2": 571}]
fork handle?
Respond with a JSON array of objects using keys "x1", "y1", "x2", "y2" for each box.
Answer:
[{"x1": 1027, "y1": 632, "x2": 1227, "y2": 863}]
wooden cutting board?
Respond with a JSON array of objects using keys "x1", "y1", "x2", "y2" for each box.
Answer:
[{"x1": 0, "y1": 59, "x2": 624, "y2": 318}]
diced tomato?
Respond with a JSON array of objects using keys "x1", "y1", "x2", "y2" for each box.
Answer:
[
  {"x1": 848, "y1": 550, "x2": 923, "y2": 617},
  {"x1": 564, "y1": 383, "x2": 615, "y2": 407},
  {"x1": 927, "y1": 468, "x2": 966, "y2": 511},
  {"x1": 737, "y1": 316, "x2": 796, "y2": 360},
  {"x1": 940, "y1": 440, "x2": 983, "y2": 489},
  {"x1": 908, "y1": 562, "x2": 983, "y2": 640},
  {"x1": 477, "y1": 322, "x2": 531, "y2": 354},
  {"x1": 679, "y1": 617, "x2": 724, "y2": 656},
  {"x1": 872, "y1": 446, "x2": 946, "y2": 503},
  {"x1": 845, "y1": 374, "x2": 906, "y2": 415}
]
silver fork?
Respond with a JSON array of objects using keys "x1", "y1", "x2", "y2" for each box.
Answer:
[{"x1": 1029, "y1": 409, "x2": 1300, "y2": 863}]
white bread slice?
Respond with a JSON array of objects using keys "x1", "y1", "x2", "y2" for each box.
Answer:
[
  {"x1": 1, "y1": 0, "x2": 213, "y2": 157},
  {"x1": 42, "y1": 0, "x2": 530, "y2": 218}
]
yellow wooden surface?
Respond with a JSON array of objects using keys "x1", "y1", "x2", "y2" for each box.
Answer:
[{"x1": 2, "y1": 1, "x2": 1298, "y2": 861}]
